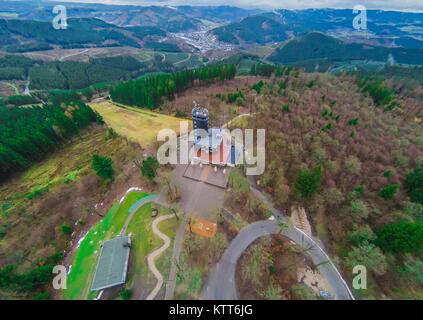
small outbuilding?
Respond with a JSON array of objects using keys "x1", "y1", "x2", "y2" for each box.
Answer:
[{"x1": 91, "y1": 236, "x2": 131, "y2": 292}]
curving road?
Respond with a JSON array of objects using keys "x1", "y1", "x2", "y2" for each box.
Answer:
[
  {"x1": 201, "y1": 219, "x2": 354, "y2": 300},
  {"x1": 201, "y1": 183, "x2": 355, "y2": 300},
  {"x1": 146, "y1": 214, "x2": 175, "y2": 300}
]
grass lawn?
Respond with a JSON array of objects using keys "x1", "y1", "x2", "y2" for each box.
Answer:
[
  {"x1": 125, "y1": 204, "x2": 178, "y2": 296},
  {"x1": 63, "y1": 191, "x2": 147, "y2": 300},
  {"x1": 89, "y1": 101, "x2": 187, "y2": 148},
  {"x1": 164, "y1": 52, "x2": 189, "y2": 65}
]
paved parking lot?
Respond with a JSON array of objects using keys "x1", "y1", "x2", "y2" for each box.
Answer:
[
  {"x1": 172, "y1": 164, "x2": 229, "y2": 221},
  {"x1": 183, "y1": 163, "x2": 229, "y2": 189}
]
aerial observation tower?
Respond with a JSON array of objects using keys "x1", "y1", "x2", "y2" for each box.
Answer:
[{"x1": 192, "y1": 101, "x2": 209, "y2": 142}]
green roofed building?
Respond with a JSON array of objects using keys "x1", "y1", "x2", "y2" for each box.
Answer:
[{"x1": 91, "y1": 236, "x2": 131, "y2": 291}]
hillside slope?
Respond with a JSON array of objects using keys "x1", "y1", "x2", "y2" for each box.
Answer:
[
  {"x1": 249, "y1": 72, "x2": 423, "y2": 299},
  {"x1": 268, "y1": 32, "x2": 423, "y2": 66}
]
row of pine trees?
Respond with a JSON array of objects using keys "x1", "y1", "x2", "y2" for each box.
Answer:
[
  {"x1": 0, "y1": 101, "x2": 100, "y2": 181},
  {"x1": 110, "y1": 64, "x2": 237, "y2": 109}
]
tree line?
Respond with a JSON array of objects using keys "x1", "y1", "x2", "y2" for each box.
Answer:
[
  {"x1": 0, "y1": 101, "x2": 102, "y2": 181},
  {"x1": 110, "y1": 64, "x2": 237, "y2": 109}
]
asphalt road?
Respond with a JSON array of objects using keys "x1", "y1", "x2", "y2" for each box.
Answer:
[
  {"x1": 201, "y1": 219, "x2": 354, "y2": 300},
  {"x1": 201, "y1": 183, "x2": 355, "y2": 300}
]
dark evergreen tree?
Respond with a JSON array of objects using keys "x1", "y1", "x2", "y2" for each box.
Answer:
[
  {"x1": 376, "y1": 222, "x2": 423, "y2": 253},
  {"x1": 91, "y1": 154, "x2": 114, "y2": 181}
]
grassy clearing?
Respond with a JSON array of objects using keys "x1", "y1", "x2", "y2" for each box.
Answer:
[
  {"x1": 137, "y1": 50, "x2": 201, "y2": 68},
  {"x1": 89, "y1": 101, "x2": 186, "y2": 148},
  {"x1": 63, "y1": 191, "x2": 147, "y2": 300},
  {"x1": 164, "y1": 52, "x2": 189, "y2": 65},
  {"x1": 125, "y1": 205, "x2": 178, "y2": 293},
  {"x1": 237, "y1": 59, "x2": 256, "y2": 75},
  {"x1": 0, "y1": 125, "x2": 141, "y2": 280},
  {"x1": 0, "y1": 128, "x2": 119, "y2": 201}
]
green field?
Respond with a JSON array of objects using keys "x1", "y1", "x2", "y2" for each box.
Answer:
[
  {"x1": 63, "y1": 192, "x2": 178, "y2": 300},
  {"x1": 125, "y1": 204, "x2": 177, "y2": 291},
  {"x1": 137, "y1": 50, "x2": 202, "y2": 69},
  {"x1": 237, "y1": 58, "x2": 257, "y2": 75},
  {"x1": 90, "y1": 101, "x2": 188, "y2": 148},
  {"x1": 63, "y1": 191, "x2": 147, "y2": 300}
]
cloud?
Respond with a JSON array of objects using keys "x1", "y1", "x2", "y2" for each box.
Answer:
[{"x1": 51, "y1": 0, "x2": 423, "y2": 12}]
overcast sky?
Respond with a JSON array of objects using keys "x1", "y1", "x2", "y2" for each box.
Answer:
[{"x1": 50, "y1": 0, "x2": 423, "y2": 12}]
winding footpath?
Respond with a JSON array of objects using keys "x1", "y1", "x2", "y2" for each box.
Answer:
[
  {"x1": 146, "y1": 214, "x2": 175, "y2": 300},
  {"x1": 201, "y1": 183, "x2": 355, "y2": 300},
  {"x1": 120, "y1": 194, "x2": 159, "y2": 235},
  {"x1": 118, "y1": 191, "x2": 177, "y2": 300}
]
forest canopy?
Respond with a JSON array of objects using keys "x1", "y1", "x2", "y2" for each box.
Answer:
[
  {"x1": 110, "y1": 64, "x2": 237, "y2": 109},
  {"x1": 0, "y1": 101, "x2": 100, "y2": 181}
]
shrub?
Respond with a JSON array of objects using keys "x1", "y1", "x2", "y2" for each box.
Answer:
[
  {"x1": 106, "y1": 128, "x2": 118, "y2": 140},
  {"x1": 321, "y1": 123, "x2": 333, "y2": 131},
  {"x1": 383, "y1": 170, "x2": 393, "y2": 178},
  {"x1": 379, "y1": 184, "x2": 399, "y2": 200},
  {"x1": 354, "y1": 186, "x2": 365, "y2": 197},
  {"x1": 119, "y1": 288, "x2": 133, "y2": 300},
  {"x1": 294, "y1": 166, "x2": 322, "y2": 200},
  {"x1": 350, "y1": 200, "x2": 369, "y2": 219},
  {"x1": 404, "y1": 202, "x2": 423, "y2": 221},
  {"x1": 401, "y1": 257, "x2": 423, "y2": 285},
  {"x1": 344, "y1": 156, "x2": 361, "y2": 174},
  {"x1": 346, "y1": 242, "x2": 388, "y2": 276},
  {"x1": 404, "y1": 168, "x2": 423, "y2": 204},
  {"x1": 360, "y1": 79, "x2": 396, "y2": 107},
  {"x1": 175, "y1": 110, "x2": 187, "y2": 118},
  {"x1": 251, "y1": 80, "x2": 264, "y2": 94},
  {"x1": 60, "y1": 224, "x2": 72, "y2": 235},
  {"x1": 306, "y1": 80, "x2": 316, "y2": 88},
  {"x1": 26, "y1": 187, "x2": 49, "y2": 200},
  {"x1": 347, "y1": 118, "x2": 359, "y2": 126},
  {"x1": 91, "y1": 154, "x2": 114, "y2": 181},
  {"x1": 282, "y1": 104, "x2": 290, "y2": 112},
  {"x1": 375, "y1": 222, "x2": 423, "y2": 253},
  {"x1": 140, "y1": 156, "x2": 160, "y2": 181},
  {"x1": 348, "y1": 225, "x2": 376, "y2": 245}
]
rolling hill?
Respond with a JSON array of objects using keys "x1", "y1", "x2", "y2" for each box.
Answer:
[
  {"x1": 212, "y1": 9, "x2": 423, "y2": 49},
  {"x1": 212, "y1": 13, "x2": 288, "y2": 44},
  {"x1": 0, "y1": 17, "x2": 172, "y2": 52},
  {"x1": 268, "y1": 32, "x2": 423, "y2": 66}
]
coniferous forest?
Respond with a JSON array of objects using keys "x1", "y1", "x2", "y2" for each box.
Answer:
[
  {"x1": 0, "y1": 101, "x2": 101, "y2": 181},
  {"x1": 110, "y1": 64, "x2": 237, "y2": 109}
]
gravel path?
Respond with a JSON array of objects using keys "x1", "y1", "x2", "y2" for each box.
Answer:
[{"x1": 146, "y1": 214, "x2": 175, "y2": 300}]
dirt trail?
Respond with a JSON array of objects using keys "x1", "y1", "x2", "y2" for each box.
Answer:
[{"x1": 146, "y1": 214, "x2": 175, "y2": 300}]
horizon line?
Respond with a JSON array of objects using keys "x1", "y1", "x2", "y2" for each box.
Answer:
[{"x1": 41, "y1": 1, "x2": 423, "y2": 14}]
